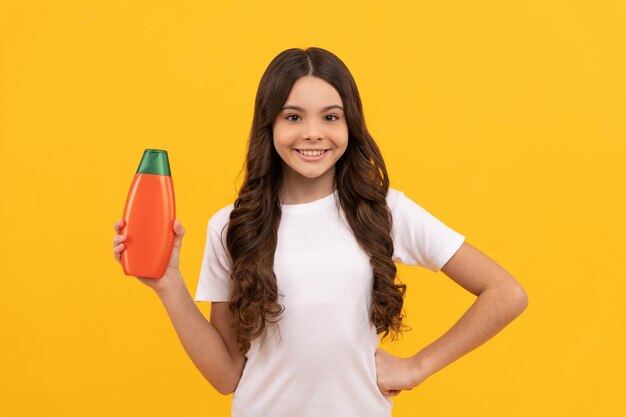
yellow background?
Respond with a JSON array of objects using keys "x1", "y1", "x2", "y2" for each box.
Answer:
[{"x1": 1, "y1": 1, "x2": 624, "y2": 416}]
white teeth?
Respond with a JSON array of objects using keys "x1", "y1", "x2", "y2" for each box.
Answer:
[{"x1": 298, "y1": 150, "x2": 325, "y2": 156}]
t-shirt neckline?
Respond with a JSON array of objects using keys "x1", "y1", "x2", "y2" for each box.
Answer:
[{"x1": 280, "y1": 189, "x2": 338, "y2": 214}]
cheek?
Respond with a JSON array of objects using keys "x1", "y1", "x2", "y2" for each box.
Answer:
[
  {"x1": 273, "y1": 126, "x2": 295, "y2": 146},
  {"x1": 273, "y1": 136, "x2": 296, "y2": 161},
  {"x1": 273, "y1": 136, "x2": 292, "y2": 153},
  {"x1": 337, "y1": 126, "x2": 349, "y2": 147},
  {"x1": 338, "y1": 134, "x2": 349, "y2": 151},
  {"x1": 272, "y1": 129, "x2": 285, "y2": 148}
]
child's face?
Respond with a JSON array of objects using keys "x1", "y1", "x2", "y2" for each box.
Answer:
[{"x1": 272, "y1": 75, "x2": 349, "y2": 182}]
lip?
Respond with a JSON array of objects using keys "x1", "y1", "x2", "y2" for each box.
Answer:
[{"x1": 293, "y1": 149, "x2": 329, "y2": 162}]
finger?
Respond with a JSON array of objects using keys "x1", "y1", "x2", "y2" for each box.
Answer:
[
  {"x1": 113, "y1": 243, "x2": 124, "y2": 263},
  {"x1": 113, "y1": 235, "x2": 127, "y2": 246},
  {"x1": 114, "y1": 219, "x2": 125, "y2": 232},
  {"x1": 174, "y1": 219, "x2": 185, "y2": 236},
  {"x1": 172, "y1": 222, "x2": 185, "y2": 248}
]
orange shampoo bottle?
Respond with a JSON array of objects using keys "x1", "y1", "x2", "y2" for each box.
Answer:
[{"x1": 120, "y1": 149, "x2": 176, "y2": 279}]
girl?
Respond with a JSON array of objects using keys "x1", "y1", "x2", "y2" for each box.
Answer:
[{"x1": 112, "y1": 47, "x2": 528, "y2": 417}]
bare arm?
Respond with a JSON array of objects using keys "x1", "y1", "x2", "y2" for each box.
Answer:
[
  {"x1": 112, "y1": 219, "x2": 245, "y2": 395},
  {"x1": 409, "y1": 241, "x2": 529, "y2": 383},
  {"x1": 156, "y1": 275, "x2": 246, "y2": 395}
]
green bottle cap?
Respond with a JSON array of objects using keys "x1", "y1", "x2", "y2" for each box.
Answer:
[{"x1": 136, "y1": 149, "x2": 171, "y2": 176}]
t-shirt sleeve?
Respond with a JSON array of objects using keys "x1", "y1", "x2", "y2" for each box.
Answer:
[
  {"x1": 390, "y1": 190, "x2": 465, "y2": 272},
  {"x1": 194, "y1": 218, "x2": 232, "y2": 302}
]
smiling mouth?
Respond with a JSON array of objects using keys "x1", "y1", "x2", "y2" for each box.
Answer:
[{"x1": 295, "y1": 149, "x2": 329, "y2": 155}]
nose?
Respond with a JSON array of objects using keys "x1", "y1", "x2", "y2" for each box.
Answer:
[{"x1": 302, "y1": 119, "x2": 323, "y2": 141}]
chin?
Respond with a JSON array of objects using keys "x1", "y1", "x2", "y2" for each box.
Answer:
[
  {"x1": 282, "y1": 156, "x2": 335, "y2": 179},
  {"x1": 295, "y1": 170, "x2": 327, "y2": 179}
]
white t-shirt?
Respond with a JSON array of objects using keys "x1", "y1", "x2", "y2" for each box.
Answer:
[{"x1": 194, "y1": 187, "x2": 465, "y2": 417}]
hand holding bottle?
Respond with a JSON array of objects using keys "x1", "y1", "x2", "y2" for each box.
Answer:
[{"x1": 113, "y1": 218, "x2": 186, "y2": 294}]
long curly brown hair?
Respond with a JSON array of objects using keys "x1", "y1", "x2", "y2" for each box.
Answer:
[{"x1": 225, "y1": 47, "x2": 410, "y2": 356}]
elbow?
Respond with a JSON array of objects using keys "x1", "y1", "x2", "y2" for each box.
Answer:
[
  {"x1": 221, "y1": 377, "x2": 241, "y2": 396},
  {"x1": 208, "y1": 351, "x2": 246, "y2": 396},
  {"x1": 510, "y1": 281, "x2": 529, "y2": 316},
  {"x1": 213, "y1": 381, "x2": 236, "y2": 396},
  {"x1": 488, "y1": 276, "x2": 529, "y2": 317},
  {"x1": 216, "y1": 386, "x2": 234, "y2": 396},
  {"x1": 211, "y1": 372, "x2": 241, "y2": 396}
]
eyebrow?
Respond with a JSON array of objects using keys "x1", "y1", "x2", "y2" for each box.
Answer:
[{"x1": 280, "y1": 104, "x2": 344, "y2": 112}]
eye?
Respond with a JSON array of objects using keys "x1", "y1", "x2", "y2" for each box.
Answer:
[
  {"x1": 286, "y1": 114, "x2": 300, "y2": 122},
  {"x1": 325, "y1": 114, "x2": 340, "y2": 121}
]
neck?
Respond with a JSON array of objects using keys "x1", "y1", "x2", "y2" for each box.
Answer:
[{"x1": 280, "y1": 165, "x2": 335, "y2": 205}]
